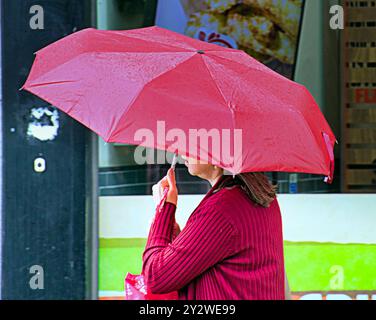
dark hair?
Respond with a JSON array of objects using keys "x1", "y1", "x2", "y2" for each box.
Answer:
[{"x1": 214, "y1": 172, "x2": 278, "y2": 208}]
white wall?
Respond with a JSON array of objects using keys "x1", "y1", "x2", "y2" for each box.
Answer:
[{"x1": 100, "y1": 194, "x2": 376, "y2": 244}]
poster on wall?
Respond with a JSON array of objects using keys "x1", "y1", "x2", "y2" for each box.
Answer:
[{"x1": 155, "y1": 0, "x2": 305, "y2": 79}]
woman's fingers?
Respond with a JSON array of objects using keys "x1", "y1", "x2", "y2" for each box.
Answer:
[
  {"x1": 153, "y1": 169, "x2": 178, "y2": 205},
  {"x1": 167, "y1": 168, "x2": 177, "y2": 189},
  {"x1": 166, "y1": 168, "x2": 178, "y2": 205},
  {"x1": 159, "y1": 169, "x2": 176, "y2": 190},
  {"x1": 160, "y1": 176, "x2": 169, "y2": 189}
]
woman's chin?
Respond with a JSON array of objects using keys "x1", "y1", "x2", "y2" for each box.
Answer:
[{"x1": 187, "y1": 167, "x2": 198, "y2": 177}]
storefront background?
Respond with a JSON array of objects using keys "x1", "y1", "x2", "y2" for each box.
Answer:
[{"x1": 96, "y1": 0, "x2": 375, "y2": 300}]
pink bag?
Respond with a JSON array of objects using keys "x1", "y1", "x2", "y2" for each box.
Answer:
[{"x1": 125, "y1": 273, "x2": 178, "y2": 300}]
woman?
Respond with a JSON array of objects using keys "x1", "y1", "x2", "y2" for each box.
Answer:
[{"x1": 142, "y1": 156, "x2": 287, "y2": 300}]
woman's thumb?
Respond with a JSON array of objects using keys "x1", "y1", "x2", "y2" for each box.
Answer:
[{"x1": 167, "y1": 168, "x2": 176, "y2": 188}]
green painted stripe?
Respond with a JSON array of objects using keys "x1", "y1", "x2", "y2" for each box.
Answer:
[
  {"x1": 99, "y1": 239, "x2": 375, "y2": 248},
  {"x1": 100, "y1": 238, "x2": 146, "y2": 248},
  {"x1": 284, "y1": 241, "x2": 375, "y2": 246},
  {"x1": 99, "y1": 239, "x2": 376, "y2": 292},
  {"x1": 285, "y1": 243, "x2": 376, "y2": 291}
]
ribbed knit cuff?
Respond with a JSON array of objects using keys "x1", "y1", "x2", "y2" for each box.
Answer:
[{"x1": 147, "y1": 202, "x2": 177, "y2": 246}]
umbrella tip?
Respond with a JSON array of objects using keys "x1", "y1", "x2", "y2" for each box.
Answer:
[
  {"x1": 197, "y1": 50, "x2": 205, "y2": 54},
  {"x1": 19, "y1": 86, "x2": 24, "y2": 91}
]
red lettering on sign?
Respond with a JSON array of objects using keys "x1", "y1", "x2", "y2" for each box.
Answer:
[{"x1": 355, "y1": 88, "x2": 376, "y2": 103}]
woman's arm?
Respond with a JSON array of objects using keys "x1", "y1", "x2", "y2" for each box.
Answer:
[
  {"x1": 172, "y1": 221, "x2": 181, "y2": 240},
  {"x1": 142, "y1": 202, "x2": 236, "y2": 294}
]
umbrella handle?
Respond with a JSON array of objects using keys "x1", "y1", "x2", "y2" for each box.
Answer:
[
  {"x1": 171, "y1": 153, "x2": 178, "y2": 170},
  {"x1": 156, "y1": 154, "x2": 178, "y2": 212},
  {"x1": 322, "y1": 132, "x2": 335, "y2": 184}
]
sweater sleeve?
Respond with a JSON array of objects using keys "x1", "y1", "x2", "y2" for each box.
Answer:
[{"x1": 142, "y1": 201, "x2": 237, "y2": 294}]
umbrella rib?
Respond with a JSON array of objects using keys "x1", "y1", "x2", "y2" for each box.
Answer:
[
  {"x1": 209, "y1": 50, "x2": 291, "y2": 82},
  {"x1": 200, "y1": 57, "x2": 237, "y2": 131},
  {"x1": 24, "y1": 53, "x2": 82, "y2": 89},
  {"x1": 106, "y1": 53, "x2": 197, "y2": 142},
  {"x1": 108, "y1": 30, "x2": 196, "y2": 53},
  {"x1": 26, "y1": 79, "x2": 78, "y2": 88},
  {"x1": 207, "y1": 52, "x2": 315, "y2": 126},
  {"x1": 201, "y1": 58, "x2": 228, "y2": 105},
  {"x1": 295, "y1": 108, "x2": 330, "y2": 165},
  {"x1": 111, "y1": 27, "x2": 234, "y2": 53}
]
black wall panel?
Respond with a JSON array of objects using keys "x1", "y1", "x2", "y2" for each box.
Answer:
[{"x1": 1, "y1": 0, "x2": 95, "y2": 299}]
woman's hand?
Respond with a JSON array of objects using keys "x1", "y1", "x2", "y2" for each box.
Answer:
[
  {"x1": 162, "y1": 168, "x2": 178, "y2": 206},
  {"x1": 152, "y1": 168, "x2": 178, "y2": 206}
]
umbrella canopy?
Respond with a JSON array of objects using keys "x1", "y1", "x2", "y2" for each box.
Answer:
[{"x1": 22, "y1": 26, "x2": 336, "y2": 182}]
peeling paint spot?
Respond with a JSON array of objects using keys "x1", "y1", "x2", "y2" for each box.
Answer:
[{"x1": 27, "y1": 106, "x2": 59, "y2": 141}]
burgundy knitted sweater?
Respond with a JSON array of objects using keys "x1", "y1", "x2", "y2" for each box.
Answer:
[{"x1": 142, "y1": 177, "x2": 285, "y2": 300}]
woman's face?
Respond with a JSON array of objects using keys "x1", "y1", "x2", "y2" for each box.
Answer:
[{"x1": 181, "y1": 155, "x2": 219, "y2": 180}]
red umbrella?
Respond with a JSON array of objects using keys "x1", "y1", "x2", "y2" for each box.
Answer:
[{"x1": 22, "y1": 26, "x2": 336, "y2": 183}]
